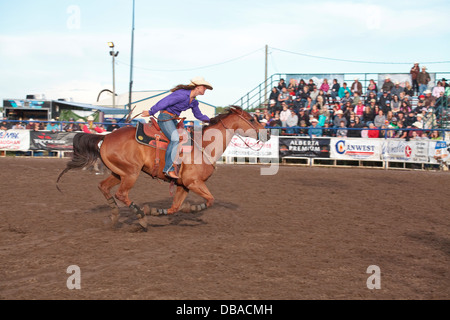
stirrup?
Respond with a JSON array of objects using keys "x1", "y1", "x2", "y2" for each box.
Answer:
[{"x1": 164, "y1": 171, "x2": 179, "y2": 179}]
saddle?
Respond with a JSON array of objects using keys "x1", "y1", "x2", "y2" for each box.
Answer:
[{"x1": 135, "y1": 118, "x2": 193, "y2": 177}]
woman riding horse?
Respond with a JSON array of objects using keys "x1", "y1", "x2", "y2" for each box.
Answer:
[{"x1": 141, "y1": 76, "x2": 213, "y2": 179}]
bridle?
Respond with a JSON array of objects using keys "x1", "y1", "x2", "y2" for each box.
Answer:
[{"x1": 219, "y1": 108, "x2": 267, "y2": 151}]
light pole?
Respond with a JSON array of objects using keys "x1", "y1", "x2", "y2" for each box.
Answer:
[{"x1": 108, "y1": 42, "x2": 119, "y2": 108}]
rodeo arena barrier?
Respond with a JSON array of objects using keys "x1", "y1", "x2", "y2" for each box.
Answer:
[{"x1": 1, "y1": 119, "x2": 450, "y2": 171}]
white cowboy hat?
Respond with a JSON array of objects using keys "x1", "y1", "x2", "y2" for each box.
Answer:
[
  {"x1": 190, "y1": 76, "x2": 213, "y2": 90},
  {"x1": 310, "y1": 118, "x2": 319, "y2": 122},
  {"x1": 87, "y1": 115, "x2": 94, "y2": 121}
]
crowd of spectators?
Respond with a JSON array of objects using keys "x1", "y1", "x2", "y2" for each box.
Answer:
[
  {"x1": 0, "y1": 116, "x2": 121, "y2": 133},
  {"x1": 256, "y1": 65, "x2": 450, "y2": 140}
]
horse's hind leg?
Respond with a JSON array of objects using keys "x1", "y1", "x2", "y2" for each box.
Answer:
[
  {"x1": 186, "y1": 180, "x2": 214, "y2": 212},
  {"x1": 114, "y1": 173, "x2": 148, "y2": 231},
  {"x1": 98, "y1": 174, "x2": 121, "y2": 226}
]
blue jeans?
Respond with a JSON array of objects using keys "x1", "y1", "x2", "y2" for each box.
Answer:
[
  {"x1": 158, "y1": 112, "x2": 179, "y2": 173},
  {"x1": 419, "y1": 84, "x2": 428, "y2": 95}
]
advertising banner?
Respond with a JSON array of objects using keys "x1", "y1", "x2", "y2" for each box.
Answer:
[
  {"x1": 331, "y1": 138, "x2": 382, "y2": 160},
  {"x1": 279, "y1": 137, "x2": 330, "y2": 158},
  {"x1": 223, "y1": 136, "x2": 279, "y2": 159},
  {"x1": 29, "y1": 131, "x2": 77, "y2": 150},
  {"x1": 0, "y1": 130, "x2": 30, "y2": 151},
  {"x1": 428, "y1": 140, "x2": 450, "y2": 164},
  {"x1": 382, "y1": 139, "x2": 429, "y2": 163}
]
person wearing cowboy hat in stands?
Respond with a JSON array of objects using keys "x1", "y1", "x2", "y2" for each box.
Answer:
[{"x1": 141, "y1": 76, "x2": 213, "y2": 179}]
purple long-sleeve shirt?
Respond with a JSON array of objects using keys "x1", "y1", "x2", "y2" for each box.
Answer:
[{"x1": 149, "y1": 89, "x2": 210, "y2": 122}]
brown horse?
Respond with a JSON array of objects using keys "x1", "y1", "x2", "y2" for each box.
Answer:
[{"x1": 57, "y1": 106, "x2": 269, "y2": 231}]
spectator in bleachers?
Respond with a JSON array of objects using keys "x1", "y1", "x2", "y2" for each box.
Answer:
[
  {"x1": 254, "y1": 109, "x2": 263, "y2": 121},
  {"x1": 424, "y1": 108, "x2": 437, "y2": 129},
  {"x1": 338, "y1": 82, "x2": 352, "y2": 98},
  {"x1": 400, "y1": 100, "x2": 412, "y2": 114},
  {"x1": 380, "y1": 77, "x2": 394, "y2": 97},
  {"x1": 298, "y1": 120, "x2": 308, "y2": 136},
  {"x1": 336, "y1": 120, "x2": 348, "y2": 138},
  {"x1": 365, "y1": 92, "x2": 377, "y2": 106},
  {"x1": 309, "y1": 86, "x2": 319, "y2": 105},
  {"x1": 395, "y1": 121, "x2": 408, "y2": 139},
  {"x1": 391, "y1": 95, "x2": 401, "y2": 114},
  {"x1": 340, "y1": 91, "x2": 353, "y2": 106},
  {"x1": 347, "y1": 119, "x2": 360, "y2": 138},
  {"x1": 351, "y1": 78, "x2": 363, "y2": 95},
  {"x1": 367, "y1": 122, "x2": 380, "y2": 138},
  {"x1": 298, "y1": 109, "x2": 310, "y2": 127},
  {"x1": 286, "y1": 109, "x2": 298, "y2": 134},
  {"x1": 415, "y1": 95, "x2": 426, "y2": 112},
  {"x1": 423, "y1": 90, "x2": 436, "y2": 107},
  {"x1": 429, "y1": 130, "x2": 442, "y2": 140},
  {"x1": 435, "y1": 91, "x2": 447, "y2": 116},
  {"x1": 366, "y1": 79, "x2": 378, "y2": 95},
  {"x1": 304, "y1": 96, "x2": 313, "y2": 111},
  {"x1": 64, "y1": 118, "x2": 81, "y2": 132},
  {"x1": 417, "y1": 66, "x2": 431, "y2": 95},
  {"x1": 396, "y1": 111, "x2": 406, "y2": 126},
  {"x1": 441, "y1": 78, "x2": 449, "y2": 88},
  {"x1": 410, "y1": 62, "x2": 420, "y2": 95},
  {"x1": 309, "y1": 104, "x2": 320, "y2": 119},
  {"x1": 106, "y1": 119, "x2": 120, "y2": 132},
  {"x1": 351, "y1": 92, "x2": 362, "y2": 106},
  {"x1": 343, "y1": 101, "x2": 354, "y2": 120},
  {"x1": 366, "y1": 96, "x2": 378, "y2": 110},
  {"x1": 287, "y1": 78, "x2": 297, "y2": 91},
  {"x1": 46, "y1": 119, "x2": 60, "y2": 132},
  {"x1": 432, "y1": 81, "x2": 445, "y2": 98},
  {"x1": 332, "y1": 101, "x2": 342, "y2": 116},
  {"x1": 391, "y1": 82, "x2": 404, "y2": 98},
  {"x1": 361, "y1": 124, "x2": 369, "y2": 138},
  {"x1": 362, "y1": 106, "x2": 375, "y2": 124},
  {"x1": 386, "y1": 110, "x2": 394, "y2": 123},
  {"x1": 378, "y1": 91, "x2": 391, "y2": 113},
  {"x1": 374, "y1": 110, "x2": 386, "y2": 128},
  {"x1": 12, "y1": 121, "x2": 26, "y2": 130},
  {"x1": 308, "y1": 118, "x2": 322, "y2": 137},
  {"x1": 405, "y1": 111, "x2": 416, "y2": 128},
  {"x1": 404, "y1": 81, "x2": 414, "y2": 97},
  {"x1": 269, "y1": 87, "x2": 279, "y2": 106},
  {"x1": 354, "y1": 100, "x2": 365, "y2": 118},
  {"x1": 298, "y1": 85, "x2": 310, "y2": 108},
  {"x1": 319, "y1": 79, "x2": 330, "y2": 99},
  {"x1": 1, "y1": 119, "x2": 11, "y2": 130},
  {"x1": 277, "y1": 87, "x2": 290, "y2": 105},
  {"x1": 279, "y1": 103, "x2": 290, "y2": 127},
  {"x1": 297, "y1": 79, "x2": 307, "y2": 93},
  {"x1": 307, "y1": 79, "x2": 315, "y2": 92},
  {"x1": 330, "y1": 79, "x2": 340, "y2": 101},
  {"x1": 277, "y1": 78, "x2": 286, "y2": 91},
  {"x1": 333, "y1": 110, "x2": 347, "y2": 128}
]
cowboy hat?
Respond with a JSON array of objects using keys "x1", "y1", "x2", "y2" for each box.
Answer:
[
  {"x1": 190, "y1": 76, "x2": 213, "y2": 90},
  {"x1": 87, "y1": 116, "x2": 94, "y2": 121}
]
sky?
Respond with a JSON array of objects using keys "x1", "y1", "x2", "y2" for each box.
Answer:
[{"x1": 1, "y1": 0, "x2": 450, "y2": 108}]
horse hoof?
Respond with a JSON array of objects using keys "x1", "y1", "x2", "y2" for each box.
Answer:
[
  {"x1": 110, "y1": 214, "x2": 119, "y2": 226},
  {"x1": 181, "y1": 202, "x2": 191, "y2": 213},
  {"x1": 138, "y1": 217, "x2": 148, "y2": 231},
  {"x1": 150, "y1": 207, "x2": 159, "y2": 216}
]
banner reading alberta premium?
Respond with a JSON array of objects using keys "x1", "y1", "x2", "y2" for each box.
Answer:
[
  {"x1": 331, "y1": 138, "x2": 382, "y2": 160},
  {"x1": 223, "y1": 136, "x2": 279, "y2": 159},
  {"x1": 382, "y1": 139, "x2": 428, "y2": 163},
  {"x1": 29, "y1": 131, "x2": 77, "y2": 150},
  {"x1": 0, "y1": 130, "x2": 30, "y2": 151},
  {"x1": 279, "y1": 137, "x2": 330, "y2": 158}
]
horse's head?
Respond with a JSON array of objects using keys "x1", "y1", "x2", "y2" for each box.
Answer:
[{"x1": 226, "y1": 106, "x2": 270, "y2": 142}]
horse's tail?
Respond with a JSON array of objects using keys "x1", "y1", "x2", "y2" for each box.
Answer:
[{"x1": 56, "y1": 133, "x2": 105, "y2": 191}]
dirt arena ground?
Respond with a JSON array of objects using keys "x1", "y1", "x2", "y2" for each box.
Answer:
[{"x1": 0, "y1": 157, "x2": 449, "y2": 300}]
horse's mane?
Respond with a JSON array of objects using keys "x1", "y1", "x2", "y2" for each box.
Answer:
[{"x1": 203, "y1": 106, "x2": 243, "y2": 132}]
